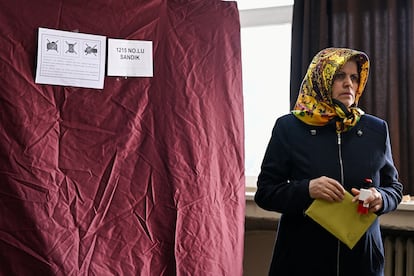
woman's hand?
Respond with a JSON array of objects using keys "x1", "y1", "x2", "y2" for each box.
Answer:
[
  {"x1": 309, "y1": 176, "x2": 345, "y2": 202},
  {"x1": 351, "y1": 187, "x2": 383, "y2": 213}
]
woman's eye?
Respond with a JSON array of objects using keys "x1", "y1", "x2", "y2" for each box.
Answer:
[
  {"x1": 351, "y1": 75, "x2": 360, "y2": 82},
  {"x1": 333, "y1": 73, "x2": 346, "y2": 81},
  {"x1": 333, "y1": 73, "x2": 359, "y2": 83}
]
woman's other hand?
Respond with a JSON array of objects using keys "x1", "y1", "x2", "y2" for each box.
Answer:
[
  {"x1": 309, "y1": 176, "x2": 345, "y2": 202},
  {"x1": 351, "y1": 187, "x2": 383, "y2": 213}
]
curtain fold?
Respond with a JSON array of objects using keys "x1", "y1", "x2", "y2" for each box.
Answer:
[{"x1": 291, "y1": 0, "x2": 414, "y2": 195}]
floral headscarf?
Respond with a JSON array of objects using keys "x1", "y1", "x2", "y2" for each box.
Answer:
[{"x1": 291, "y1": 48, "x2": 369, "y2": 133}]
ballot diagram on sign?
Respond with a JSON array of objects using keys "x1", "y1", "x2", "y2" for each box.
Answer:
[{"x1": 35, "y1": 27, "x2": 106, "y2": 89}]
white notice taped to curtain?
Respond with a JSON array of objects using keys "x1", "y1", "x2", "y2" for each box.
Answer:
[
  {"x1": 35, "y1": 27, "x2": 106, "y2": 89},
  {"x1": 107, "y1": 38, "x2": 153, "y2": 77}
]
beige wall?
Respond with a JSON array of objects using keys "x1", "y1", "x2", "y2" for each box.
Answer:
[{"x1": 244, "y1": 229, "x2": 276, "y2": 276}]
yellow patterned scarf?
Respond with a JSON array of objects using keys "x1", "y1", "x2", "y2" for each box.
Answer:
[{"x1": 292, "y1": 48, "x2": 369, "y2": 133}]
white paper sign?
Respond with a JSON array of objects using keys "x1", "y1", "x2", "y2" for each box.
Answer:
[
  {"x1": 107, "y1": 39, "x2": 153, "y2": 77},
  {"x1": 35, "y1": 27, "x2": 106, "y2": 89}
]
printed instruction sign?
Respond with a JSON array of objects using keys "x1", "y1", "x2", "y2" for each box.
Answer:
[
  {"x1": 35, "y1": 27, "x2": 106, "y2": 89},
  {"x1": 107, "y1": 38, "x2": 153, "y2": 77}
]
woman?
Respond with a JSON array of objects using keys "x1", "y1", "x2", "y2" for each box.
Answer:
[{"x1": 255, "y1": 48, "x2": 403, "y2": 276}]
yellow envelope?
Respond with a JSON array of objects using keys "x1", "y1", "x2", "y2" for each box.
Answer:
[{"x1": 305, "y1": 191, "x2": 377, "y2": 249}]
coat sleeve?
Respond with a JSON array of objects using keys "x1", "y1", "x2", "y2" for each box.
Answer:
[
  {"x1": 376, "y1": 120, "x2": 403, "y2": 215},
  {"x1": 254, "y1": 116, "x2": 313, "y2": 215}
]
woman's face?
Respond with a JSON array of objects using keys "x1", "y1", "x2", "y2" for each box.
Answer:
[{"x1": 331, "y1": 60, "x2": 359, "y2": 107}]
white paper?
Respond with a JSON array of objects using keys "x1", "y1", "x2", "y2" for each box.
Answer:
[
  {"x1": 107, "y1": 39, "x2": 153, "y2": 77},
  {"x1": 35, "y1": 27, "x2": 106, "y2": 89},
  {"x1": 359, "y1": 188, "x2": 372, "y2": 203}
]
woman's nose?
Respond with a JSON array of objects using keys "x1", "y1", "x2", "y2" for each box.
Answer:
[{"x1": 343, "y1": 75, "x2": 353, "y2": 86}]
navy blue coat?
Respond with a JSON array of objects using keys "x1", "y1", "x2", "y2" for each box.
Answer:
[{"x1": 255, "y1": 114, "x2": 403, "y2": 276}]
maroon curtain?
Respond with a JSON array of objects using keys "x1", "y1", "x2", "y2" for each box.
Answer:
[
  {"x1": 0, "y1": 1, "x2": 245, "y2": 275},
  {"x1": 291, "y1": 0, "x2": 414, "y2": 195}
]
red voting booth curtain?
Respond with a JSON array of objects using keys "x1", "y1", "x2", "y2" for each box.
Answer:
[{"x1": 0, "y1": 1, "x2": 245, "y2": 275}]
